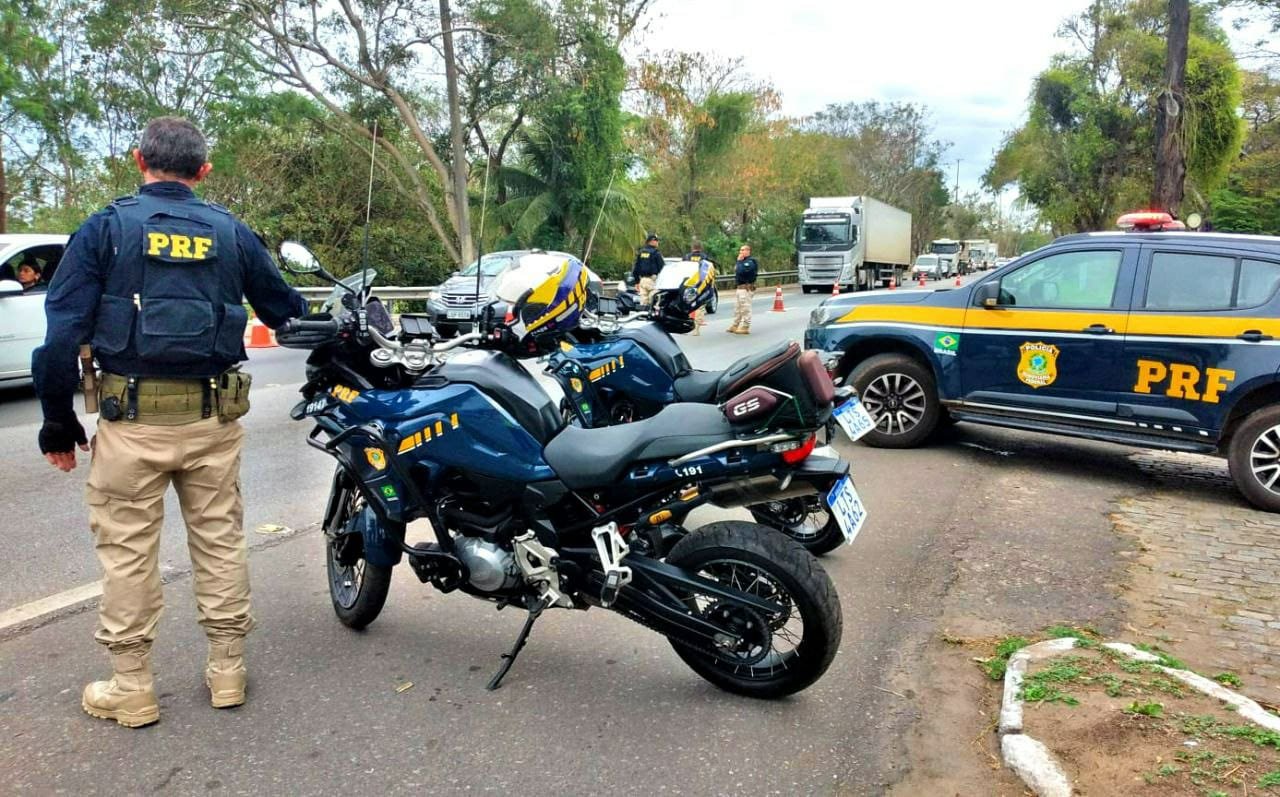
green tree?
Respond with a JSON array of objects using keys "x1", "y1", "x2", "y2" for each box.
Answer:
[
  {"x1": 988, "y1": 0, "x2": 1244, "y2": 233},
  {"x1": 493, "y1": 23, "x2": 635, "y2": 268}
]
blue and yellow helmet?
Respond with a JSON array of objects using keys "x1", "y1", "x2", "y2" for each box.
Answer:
[
  {"x1": 490, "y1": 252, "x2": 590, "y2": 348},
  {"x1": 651, "y1": 258, "x2": 716, "y2": 332}
]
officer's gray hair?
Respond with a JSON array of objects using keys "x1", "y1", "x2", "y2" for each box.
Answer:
[{"x1": 138, "y1": 117, "x2": 208, "y2": 179}]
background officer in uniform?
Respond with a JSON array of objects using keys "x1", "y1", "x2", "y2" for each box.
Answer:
[
  {"x1": 32, "y1": 116, "x2": 306, "y2": 728},
  {"x1": 728, "y1": 243, "x2": 759, "y2": 335},
  {"x1": 631, "y1": 232, "x2": 664, "y2": 307}
]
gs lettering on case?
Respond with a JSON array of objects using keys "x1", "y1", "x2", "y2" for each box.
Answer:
[
  {"x1": 732, "y1": 397, "x2": 761, "y2": 417},
  {"x1": 826, "y1": 475, "x2": 867, "y2": 545},
  {"x1": 833, "y1": 398, "x2": 875, "y2": 441}
]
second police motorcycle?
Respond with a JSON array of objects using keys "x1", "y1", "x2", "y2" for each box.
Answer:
[
  {"x1": 548, "y1": 255, "x2": 877, "y2": 555},
  {"x1": 275, "y1": 245, "x2": 871, "y2": 697}
]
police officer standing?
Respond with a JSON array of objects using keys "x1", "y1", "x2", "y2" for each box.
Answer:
[
  {"x1": 631, "y1": 232, "x2": 664, "y2": 307},
  {"x1": 32, "y1": 117, "x2": 306, "y2": 728},
  {"x1": 728, "y1": 243, "x2": 759, "y2": 335}
]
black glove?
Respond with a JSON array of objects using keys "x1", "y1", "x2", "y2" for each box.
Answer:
[{"x1": 39, "y1": 415, "x2": 88, "y2": 455}]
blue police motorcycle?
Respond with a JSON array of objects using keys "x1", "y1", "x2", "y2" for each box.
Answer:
[
  {"x1": 549, "y1": 261, "x2": 850, "y2": 555},
  {"x1": 275, "y1": 244, "x2": 848, "y2": 698}
]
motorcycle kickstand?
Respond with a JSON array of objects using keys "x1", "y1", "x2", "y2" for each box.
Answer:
[{"x1": 486, "y1": 596, "x2": 551, "y2": 691}]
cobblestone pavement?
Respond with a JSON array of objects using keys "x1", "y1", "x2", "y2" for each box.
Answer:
[{"x1": 1115, "y1": 450, "x2": 1280, "y2": 701}]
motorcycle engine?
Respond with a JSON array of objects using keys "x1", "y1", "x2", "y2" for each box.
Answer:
[{"x1": 455, "y1": 537, "x2": 520, "y2": 592}]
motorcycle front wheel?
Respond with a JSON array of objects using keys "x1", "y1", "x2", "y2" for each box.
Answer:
[
  {"x1": 325, "y1": 478, "x2": 393, "y2": 630},
  {"x1": 666, "y1": 521, "x2": 842, "y2": 698},
  {"x1": 748, "y1": 495, "x2": 844, "y2": 556}
]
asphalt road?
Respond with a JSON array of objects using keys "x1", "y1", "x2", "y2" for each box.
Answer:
[{"x1": 0, "y1": 276, "x2": 1008, "y2": 794}]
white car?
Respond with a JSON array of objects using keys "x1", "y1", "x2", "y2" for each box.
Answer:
[{"x1": 0, "y1": 234, "x2": 69, "y2": 387}]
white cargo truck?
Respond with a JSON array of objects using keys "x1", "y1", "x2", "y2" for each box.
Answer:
[
  {"x1": 795, "y1": 196, "x2": 912, "y2": 293},
  {"x1": 964, "y1": 239, "x2": 995, "y2": 271},
  {"x1": 929, "y1": 238, "x2": 964, "y2": 277}
]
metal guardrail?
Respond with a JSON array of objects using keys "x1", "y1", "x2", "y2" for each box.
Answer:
[{"x1": 296, "y1": 270, "x2": 801, "y2": 303}]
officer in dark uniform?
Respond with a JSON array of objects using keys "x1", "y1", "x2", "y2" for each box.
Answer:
[
  {"x1": 631, "y1": 232, "x2": 664, "y2": 307},
  {"x1": 728, "y1": 244, "x2": 760, "y2": 335},
  {"x1": 32, "y1": 116, "x2": 306, "y2": 728}
]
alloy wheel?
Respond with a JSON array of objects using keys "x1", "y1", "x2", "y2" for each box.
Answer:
[
  {"x1": 1249, "y1": 424, "x2": 1280, "y2": 494},
  {"x1": 860, "y1": 372, "x2": 927, "y2": 436}
]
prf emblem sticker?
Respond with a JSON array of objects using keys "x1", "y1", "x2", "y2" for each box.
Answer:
[
  {"x1": 1017, "y1": 342, "x2": 1059, "y2": 388},
  {"x1": 365, "y1": 447, "x2": 387, "y2": 471}
]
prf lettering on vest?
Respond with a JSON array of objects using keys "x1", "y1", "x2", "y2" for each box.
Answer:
[
  {"x1": 146, "y1": 232, "x2": 213, "y2": 260},
  {"x1": 1132, "y1": 359, "x2": 1236, "y2": 404}
]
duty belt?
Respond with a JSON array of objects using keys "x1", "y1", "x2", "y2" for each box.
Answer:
[{"x1": 98, "y1": 372, "x2": 245, "y2": 426}]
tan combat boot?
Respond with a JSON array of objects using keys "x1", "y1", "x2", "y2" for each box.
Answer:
[
  {"x1": 82, "y1": 649, "x2": 160, "y2": 728},
  {"x1": 206, "y1": 638, "x2": 247, "y2": 709}
]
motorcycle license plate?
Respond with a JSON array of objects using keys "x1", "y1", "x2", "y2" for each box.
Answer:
[
  {"x1": 446, "y1": 309, "x2": 473, "y2": 320},
  {"x1": 826, "y1": 476, "x2": 867, "y2": 545},
  {"x1": 833, "y1": 398, "x2": 876, "y2": 442}
]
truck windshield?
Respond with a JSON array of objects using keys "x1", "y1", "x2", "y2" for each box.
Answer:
[
  {"x1": 931, "y1": 242, "x2": 961, "y2": 255},
  {"x1": 800, "y1": 220, "x2": 855, "y2": 247}
]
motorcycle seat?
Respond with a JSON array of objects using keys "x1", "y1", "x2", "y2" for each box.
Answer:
[
  {"x1": 672, "y1": 369, "x2": 722, "y2": 402},
  {"x1": 669, "y1": 340, "x2": 801, "y2": 405},
  {"x1": 715, "y1": 340, "x2": 800, "y2": 400},
  {"x1": 543, "y1": 404, "x2": 736, "y2": 490}
]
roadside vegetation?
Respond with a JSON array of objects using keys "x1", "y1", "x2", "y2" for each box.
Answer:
[{"x1": 1, "y1": 0, "x2": 1277, "y2": 285}]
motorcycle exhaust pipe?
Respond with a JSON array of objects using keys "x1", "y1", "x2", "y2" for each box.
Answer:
[{"x1": 707, "y1": 474, "x2": 821, "y2": 509}]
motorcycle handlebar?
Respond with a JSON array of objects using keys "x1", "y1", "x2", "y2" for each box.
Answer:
[{"x1": 281, "y1": 317, "x2": 342, "y2": 334}]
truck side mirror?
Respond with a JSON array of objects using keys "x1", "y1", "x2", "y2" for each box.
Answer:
[{"x1": 973, "y1": 281, "x2": 1000, "y2": 308}]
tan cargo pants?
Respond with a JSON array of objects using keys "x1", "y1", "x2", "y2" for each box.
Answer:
[
  {"x1": 637, "y1": 276, "x2": 656, "y2": 308},
  {"x1": 86, "y1": 416, "x2": 253, "y2": 654},
  {"x1": 732, "y1": 285, "x2": 755, "y2": 331}
]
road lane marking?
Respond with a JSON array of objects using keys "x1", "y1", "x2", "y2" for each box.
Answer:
[{"x1": 0, "y1": 580, "x2": 103, "y2": 636}]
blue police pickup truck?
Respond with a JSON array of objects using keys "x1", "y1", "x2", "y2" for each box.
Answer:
[{"x1": 805, "y1": 218, "x2": 1280, "y2": 512}]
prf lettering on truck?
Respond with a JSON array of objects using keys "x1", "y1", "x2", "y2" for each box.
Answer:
[{"x1": 1132, "y1": 360, "x2": 1237, "y2": 404}]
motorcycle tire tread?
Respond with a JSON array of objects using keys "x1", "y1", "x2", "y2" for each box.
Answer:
[{"x1": 665, "y1": 521, "x2": 842, "y2": 699}]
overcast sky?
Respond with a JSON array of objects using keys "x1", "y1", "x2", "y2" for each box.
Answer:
[{"x1": 637, "y1": 0, "x2": 1269, "y2": 201}]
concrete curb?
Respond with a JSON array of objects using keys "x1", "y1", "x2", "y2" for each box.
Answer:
[{"x1": 997, "y1": 637, "x2": 1280, "y2": 796}]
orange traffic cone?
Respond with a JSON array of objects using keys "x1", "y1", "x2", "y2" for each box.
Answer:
[
  {"x1": 955, "y1": 274, "x2": 962, "y2": 287},
  {"x1": 889, "y1": 277, "x2": 897, "y2": 291},
  {"x1": 918, "y1": 273, "x2": 926, "y2": 287},
  {"x1": 831, "y1": 280, "x2": 841, "y2": 297},
  {"x1": 245, "y1": 317, "x2": 277, "y2": 348},
  {"x1": 771, "y1": 285, "x2": 785, "y2": 312}
]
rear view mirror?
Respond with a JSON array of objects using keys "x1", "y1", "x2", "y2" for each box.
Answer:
[
  {"x1": 279, "y1": 241, "x2": 322, "y2": 274},
  {"x1": 973, "y1": 281, "x2": 1000, "y2": 308}
]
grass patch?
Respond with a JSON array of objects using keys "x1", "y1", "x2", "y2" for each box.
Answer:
[
  {"x1": 1043, "y1": 624, "x2": 1097, "y2": 647},
  {"x1": 1133, "y1": 642, "x2": 1187, "y2": 670},
  {"x1": 983, "y1": 636, "x2": 1031, "y2": 681},
  {"x1": 1259, "y1": 769, "x2": 1280, "y2": 787},
  {"x1": 1020, "y1": 657, "x2": 1088, "y2": 706},
  {"x1": 1124, "y1": 700, "x2": 1164, "y2": 717},
  {"x1": 1213, "y1": 672, "x2": 1243, "y2": 688}
]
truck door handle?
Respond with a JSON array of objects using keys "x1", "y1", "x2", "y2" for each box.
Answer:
[
  {"x1": 1082, "y1": 324, "x2": 1114, "y2": 334},
  {"x1": 1238, "y1": 329, "x2": 1274, "y2": 342}
]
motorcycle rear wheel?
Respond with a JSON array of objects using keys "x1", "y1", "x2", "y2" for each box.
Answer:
[
  {"x1": 666, "y1": 521, "x2": 842, "y2": 698},
  {"x1": 326, "y1": 480, "x2": 393, "y2": 630},
  {"x1": 748, "y1": 495, "x2": 844, "y2": 556}
]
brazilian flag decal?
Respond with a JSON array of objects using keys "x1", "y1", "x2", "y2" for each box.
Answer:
[{"x1": 933, "y1": 332, "x2": 960, "y2": 357}]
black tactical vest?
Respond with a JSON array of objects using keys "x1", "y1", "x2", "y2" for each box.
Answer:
[{"x1": 91, "y1": 192, "x2": 249, "y2": 377}]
